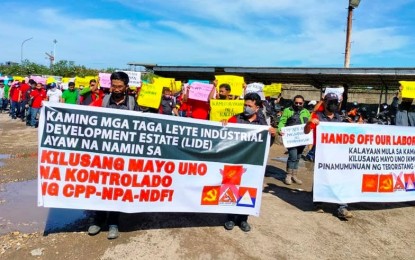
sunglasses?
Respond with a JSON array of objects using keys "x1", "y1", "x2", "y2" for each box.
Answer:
[{"x1": 294, "y1": 102, "x2": 304, "y2": 105}]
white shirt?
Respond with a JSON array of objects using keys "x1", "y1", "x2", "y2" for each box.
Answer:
[
  {"x1": 0, "y1": 87, "x2": 4, "y2": 99},
  {"x1": 47, "y1": 88, "x2": 62, "y2": 103}
]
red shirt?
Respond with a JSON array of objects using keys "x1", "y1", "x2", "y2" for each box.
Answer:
[
  {"x1": 30, "y1": 88, "x2": 47, "y2": 108},
  {"x1": 80, "y1": 90, "x2": 104, "y2": 107},
  {"x1": 20, "y1": 83, "x2": 31, "y2": 101},
  {"x1": 188, "y1": 99, "x2": 210, "y2": 120},
  {"x1": 10, "y1": 86, "x2": 21, "y2": 102}
]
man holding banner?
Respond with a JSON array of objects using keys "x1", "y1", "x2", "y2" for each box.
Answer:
[
  {"x1": 277, "y1": 95, "x2": 310, "y2": 185},
  {"x1": 304, "y1": 93, "x2": 353, "y2": 219},
  {"x1": 224, "y1": 93, "x2": 276, "y2": 231},
  {"x1": 88, "y1": 71, "x2": 137, "y2": 239},
  {"x1": 183, "y1": 81, "x2": 215, "y2": 120},
  {"x1": 218, "y1": 83, "x2": 232, "y2": 100}
]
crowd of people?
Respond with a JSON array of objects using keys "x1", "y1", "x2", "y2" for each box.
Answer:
[{"x1": 1, "y1": 73, "x2": 414, "y2": 239}]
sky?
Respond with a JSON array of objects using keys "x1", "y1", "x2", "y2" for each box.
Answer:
[{"x1": 1, "y1": 0, "x2": 414, "y2": 69}]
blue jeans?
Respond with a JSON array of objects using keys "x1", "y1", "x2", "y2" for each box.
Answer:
[
  {"x1": 408, "y1": 112, "x2": 415, "y2": 126},
  {"x1": 287, "y1": 146, "x2": 305, "y2": 170},
  {"x1": 10, "y1": 101, "x2": 20, "y2": 118},
  {"x1": 19, "y1": 100, "x2": 28, "y2": 120},
  {"x1": 306, "y1": 146, "x2": 315, "y2": 161},
  {"x1": 1, "y1": 98, "x2": 8, "y2": 111},
  {"x1": 30, "y1": 107, "x2": 40, "y2": 127}
]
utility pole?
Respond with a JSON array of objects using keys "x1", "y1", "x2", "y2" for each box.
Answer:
[
  {"x1": 20, "y1": 37, "x2": 33, "y2": 63},
  {"x1": 344, "y1": 0, "x2": 361, "y2": 68},
  {"x1": 53, "y1": 39, "x2": 57, "y2": 65}
]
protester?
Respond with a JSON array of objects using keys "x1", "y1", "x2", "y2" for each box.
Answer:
[
  {"x1": 24, "y1": 79, "x2": 37, "y2": 125},
  {"x1": 9, "y1": 81, "x2": 21, "y2": 119},
  {"x1": 2, "y1": 80, "x2": 10, "y2": 112},
  {"x1": 177, "y1": 88, "x2": 190, "y2": 117},
  {"x1": 223, "y1": 92, "x2": 276, "y2": 232},
  {"x1": 159, "y1": 87, "x2": 179, "y2": 116},
  {"x1": 19, "y1": 80, "x2": 31, "y2": 122},
  {"x1": 61, "y1": 82, "x2": 79, "y2": 104},
  {"x1": 391, "y1": 85, "x2": 415, "y2": 126},
  {"x1": 0, "y1": 80, "x2": 4, "y2": 113},
  {"x1": 216, "y1": 83, "x2": 234, "y2": 100},
  {"x1": 46, "y1": 83, "x2": 62, "y2": 103},
  {"x1": 79, "y1": 79, "x2": 104, "y2": 106},
  {"x1": 29, "y1": 83, "x2": 47, "y2": 127},
  {"x1": 307, "y1": 100, "x2": 317, "y2": 112},
  {"x1": 278, "y1": 95, "x2": 310, "y2": 185},
  {"x1": 182, "y1": 83, "x2": 214, "y2": 120},
  {"x1": 304, "y1": 92, "x2": 353, "y2": 219},
  {"x1": 88, "y1": 71, "x2": 138, "y2": 240}
]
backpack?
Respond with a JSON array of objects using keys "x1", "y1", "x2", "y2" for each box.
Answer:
[{"x1": 102, "y1": 94, "x2": 136, "y2": 110}]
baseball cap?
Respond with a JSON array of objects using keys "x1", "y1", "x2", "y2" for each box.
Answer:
[
  {"x1": 308, "y1": 100, "x2": 317, "y2": 106},
  {"x1": 324, "y1": 93, "x2": 338, "y2": 101}
]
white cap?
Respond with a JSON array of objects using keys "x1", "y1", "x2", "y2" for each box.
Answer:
[{"x1": 308, "y1": 100, "x2": 317, "y2": 106}]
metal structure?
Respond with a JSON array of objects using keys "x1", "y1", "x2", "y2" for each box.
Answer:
[
  {"x1": 128, "y1": 64, "x2": 415, "y2": 89},
  {"x1": 53, "y1": 39, "x2": 57, "y2": 65},
  {"x1": 45, "y1": 52, "x2": 54, "y2": 68},
  {"x1": 20, "y1": 37, "x2": 33, "y2": 63}
]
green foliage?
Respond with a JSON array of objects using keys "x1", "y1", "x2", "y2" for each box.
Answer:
[
  {"x1": 0, "y1": 60, "x2": 118, "y2": 78},
  {"x1": 142, "y1": 72, "x2": 156, "y2": 83},
  {"x1": 0, "y1": 60, "x2": 49, "y2": 76}
]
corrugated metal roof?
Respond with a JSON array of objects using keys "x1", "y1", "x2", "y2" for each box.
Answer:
[{"x1": 129, "y1": 64, "x2": 415, "y2": 88}]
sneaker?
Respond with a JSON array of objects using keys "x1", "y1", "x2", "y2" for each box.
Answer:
[
  {"x1": 284, "y1": 174, "x2": 293, "y2": 185},
  {"x1": 337, "y1": 207, "x2": 353, "y2": 219},
  {"x1": 239, "y1": 221, "x2": 251, "y2": 232},
  {"x1": 291, "y1": 174, "x2": 303, "y2": 185},
  {"x1": 224, "y1": 220, "x2": 235, "y2": 230},
  {"x1": 88, "y1": 224, "x2": 101, "y2": 235},
  {"x1": 107, "y1": 225, "x2": 119, "y2": 239}
]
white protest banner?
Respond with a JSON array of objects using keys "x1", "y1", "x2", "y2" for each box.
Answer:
[
  {"x1": 324, "y1": 87, "x2": 344, "y2": 100},
  {"x1": 37, "y1": 102, "x2": 270, "y2": 216},
  {"x1": 189, "y1": 82, "x2": 213, "y2": 102},
  {"x1": 314, "y1": 122, "x2": 415, "y2": 204},
  {"x1": 122, "y1": 71, "x2": 141, "y2": 88},
  {"x1": 246, "y1": 83, "x2": 265, "y2": 100},
  {"x1": 281, "y1": 124, "x2": 313, "y2": 148},
  {"x1": 99, "y1": 73, "x2": 111, "y2": 88}
]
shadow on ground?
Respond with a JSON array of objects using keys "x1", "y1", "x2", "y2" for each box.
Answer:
[{"x1": 43, "y1": 210, "x2": 228, "y2": 236}]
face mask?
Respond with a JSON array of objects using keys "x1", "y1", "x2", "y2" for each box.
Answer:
[
  {"x1": 112, "y1": 92, "x2": 125, "y2": 100},
  {"x1": 219, "y1": 94, "x2": 227, "y2": 99},
  {"x1": 327, "y1": 102, "x2": 339, "y2": 113},
  {"x1": 293, "y1": 105, "x2": 303, "y2": 111},
  {"x1": 243, "y1": 106, "x2": 256, "y2": 117}
]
